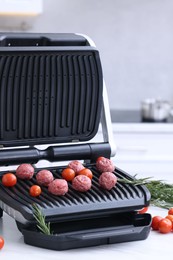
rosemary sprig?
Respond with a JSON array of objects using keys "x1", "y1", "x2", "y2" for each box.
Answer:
[
  {"x1": 146, "y1": 180, "x2": 173, "y2": 209},
  {"x1": 32, "y1": 204, "x2": 52, "y2": 235},
  {"x1": 150, "y1": 199, "x2": 173, "y2": 209},
  {"x1": 118, "y1": 175, "x2": 153, "y2": 186},
  {"x1": 118, "y1": 176, "x2": 173, "y2": 209}
]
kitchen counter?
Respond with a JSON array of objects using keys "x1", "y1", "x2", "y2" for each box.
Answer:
[
  {"x1": 110, "y1": 109, "x2": 173, "y2": 123},
  {"x1": 1, "y1": 121, "x2": 173, "y2": 258},
  {"x1": 110, "y1": 121, "x2": 173, "y2": 182}
]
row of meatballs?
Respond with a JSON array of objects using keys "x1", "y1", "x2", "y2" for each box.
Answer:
[{"x1": 14, "y1": 157, "x2": 117, "y2": 196}]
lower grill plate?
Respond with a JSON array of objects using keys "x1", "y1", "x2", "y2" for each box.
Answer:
[{"x1": 0, "y1": 164, "x2": 150, "y2": 225}]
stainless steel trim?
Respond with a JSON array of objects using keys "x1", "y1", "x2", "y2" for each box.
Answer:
[
  {"x1": 0, "y1": 200, "x2": 27, "y2": 224},
  {"x1": 76, "y1": 33, "x2": 116, "y2": 157}
]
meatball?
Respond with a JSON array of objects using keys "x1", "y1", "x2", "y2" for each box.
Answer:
[
  {"x1": 36, "y1": 170, "x2": 54, "y2": 186},
  {"x1": 72, "y1": 175, "x2": 91, "y2": 192},
  {"x1": 96, "y1": 157, "x2": 115, "y2": 173},
  {"x1": 99, "y1": 172, "x2": 117, "y2": 190},
  {"x1": 48, "y1": 179, "x2": 68, "y2": 196},
  {"x1": 68, "y1": 160, "x2": 85, "y2": 173},
  {"x1": 16, "y1": 163, "x2": 34, "y2": 180}
]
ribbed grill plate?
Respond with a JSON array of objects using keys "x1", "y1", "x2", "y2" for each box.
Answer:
[
  {"x1": 0, "y1": 50, "x2": 102, "y2": 146},
  {"x1": 0, "y1": 166, "x2": 150, "y2": 224}
]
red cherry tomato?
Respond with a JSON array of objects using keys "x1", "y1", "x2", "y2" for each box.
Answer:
[
  {"x1": 0, "y1": 236, "x2": 4, "y2": 250},
  {"x1": 29, "y1": 185, "x2": 42, "y2": 197},
  {"x1": 168, "y1": 208, "x2": 173, "y2": 215},
  {"x1": 96, "y1": 157, "x2": 105, "y2": 162},
  {"x1": 2, "y1": 173, "x2": 17, "y2": 187},
  {"x1": 61, "y1": 168, "x2": 76, "y2": 181},
  {"x1": 77, "y1": 168, "x2": 93, "y2": 179},
  {"x1": 138, "y1": 206, "x2": 149, "y2": 214},
  {"x1": 158, "y1": 218, "x2": 172, "y2": 234},
  {"x1": 151, "y1": 216, "x2": 163, "y2": 230},
  {"x1": 166, "y1": 215, "x2": 173, "y2": 226}
]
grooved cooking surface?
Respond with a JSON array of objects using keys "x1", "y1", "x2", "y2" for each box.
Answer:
[
  {"x1": 0, "y1": 166, "x2": 150, "y2": 223},
  {"x1": 0, "y1": 50, "x2": 102, "y2": 146}
]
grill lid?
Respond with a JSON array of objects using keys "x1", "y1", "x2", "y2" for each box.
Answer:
[{"x1": 0, "y1": 33, "x2": 103, "y2": 147}]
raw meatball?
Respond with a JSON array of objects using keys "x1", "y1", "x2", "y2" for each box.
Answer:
[
  {"x1": 99, "y1": 172, "x2": 117, "y2": 190},
  {"x1": 96, "y1": 157, "x2": 115, "y2": 173},
  {"x1": 36, "y1": 170, "x2": 54, "y2": 186},
  {"x1": 16, "y1": 163, "x2": 34, "y2": 180},
  {"x1": 68, "y1": 160, "x2": 85, "y2": 173},
  {"x1": 72, "y1": 175, "x2": 91, "y2": 192},
  {"x1": 48, "y1": 179, "x2": 68, "y2": 196}
]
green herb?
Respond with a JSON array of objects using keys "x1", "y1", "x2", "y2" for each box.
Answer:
[
  {"x1": 118, "y1": 176, "x2": 173, "y2": 209},
  {"x1": 146, "y1": 180, "x2": 173, "y2": 209},
  {"x1": 32, "y1": 204, "x2": 52, "y2": 235},
  {"x1": 118, "y1": 175, "x2": 152, "y2": 186}
]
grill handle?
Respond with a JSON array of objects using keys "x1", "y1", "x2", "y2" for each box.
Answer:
[
  {"x1": 0, "y1": 143, "x2": 111, "y2": 166},
  {"x1": 66, "y1": 226, "x2": 146, "y2": 241},
  {"x1": 0, "y1": 33, "x2": 87, "y2": 47}
]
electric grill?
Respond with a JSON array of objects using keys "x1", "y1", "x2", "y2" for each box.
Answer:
[{"x1": 0, "y1": 33, "x2": 151, "y2": 250}]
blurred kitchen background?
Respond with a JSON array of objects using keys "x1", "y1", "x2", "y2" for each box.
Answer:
[{"x1": 1, "y1": 0, "x2": 173, "y2": 114}]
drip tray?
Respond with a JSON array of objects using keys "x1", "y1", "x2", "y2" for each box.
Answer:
[{"x1": 19, "y1": 212, "x2": 151, "y2": 250}]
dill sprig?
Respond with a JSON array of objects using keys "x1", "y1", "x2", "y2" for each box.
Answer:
[
  {"x1": 32, "y1": 204, "x2": 52, "y2": 235},
  {"x1": 118, "y1": 176, "x2": 173, "y2": 209}
]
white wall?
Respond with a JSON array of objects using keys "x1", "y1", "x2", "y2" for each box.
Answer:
[{"x1": 1, "y1": 0, "x2": 173, "y2": 110}]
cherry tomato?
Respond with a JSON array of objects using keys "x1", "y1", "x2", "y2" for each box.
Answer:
[
  {"x1": 0, "y1": 236, "x2": 4, "y2": 250},
  {"x1": 29, "y1": 185, "x2": 42, "y2": 197},
  {"x1": 166, "y1": 214, "x2": 173, "y2": 226},
  {"x1": 158, "y1": 218, "x2": 172, "y2": 234},
  {"x1": 168, "y1": 208, "x2": 173, "y2": 215},
  {"x1": 2, "y1": 173, "x2": 17, "y2": 187},
  {"x1": 151, "y1": 216, "x2": 163, "y2": 230},
  {"x1": 61, "y1": 168, "x2": 75, "y2": 181},
  {"x1": 138, "y1": 206, "x2": 149, "y2": 214},
  {"x1": 77, "y1": 168, "x2": 93, "y2": 179},
  {"x1": 96, "y1": 157, "x2": 105, "y2": 162}
]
